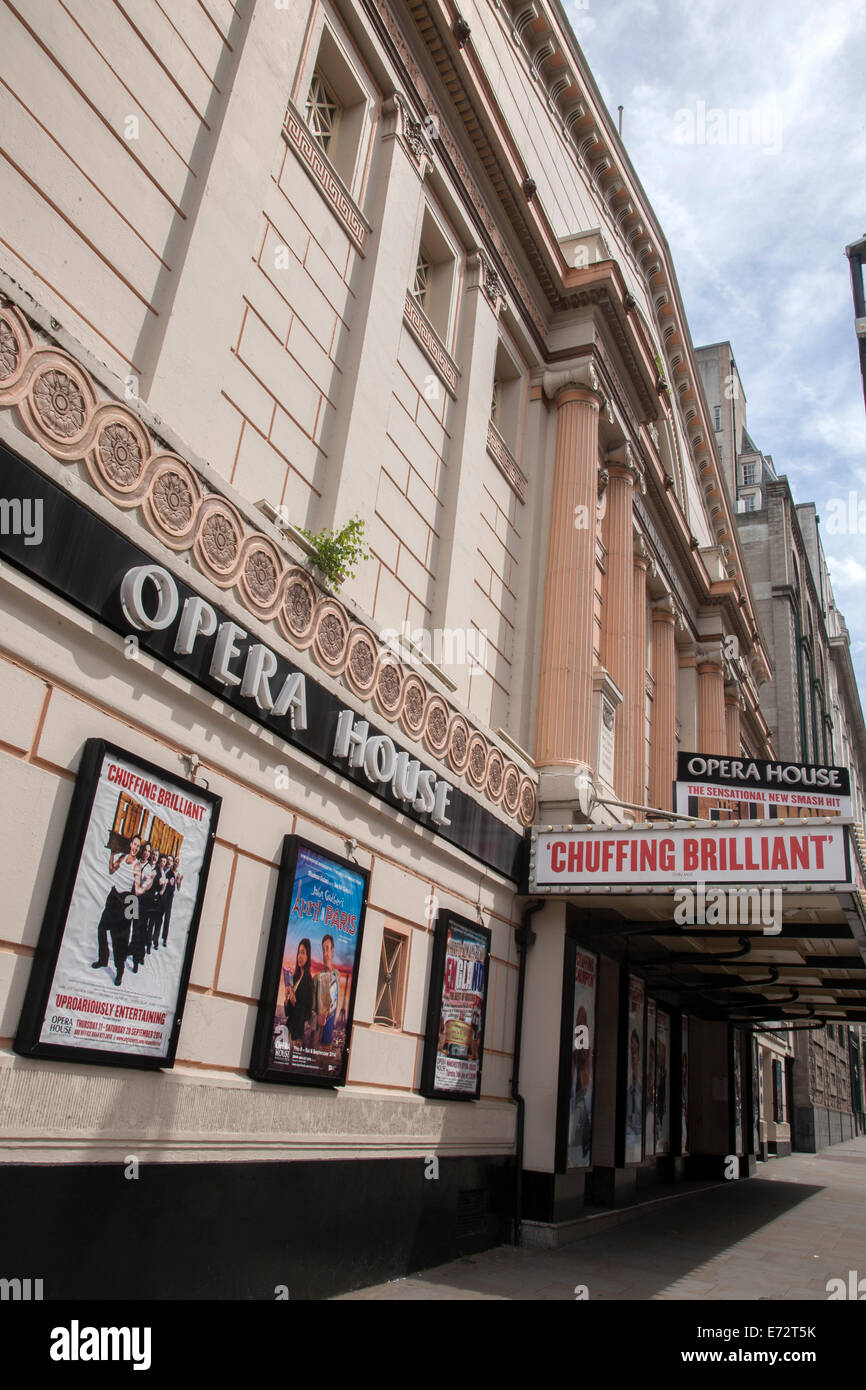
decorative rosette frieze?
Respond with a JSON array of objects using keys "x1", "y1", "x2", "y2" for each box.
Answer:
[
  {"x1": 485, "y1": 747, "x2": 505, "y2": 804},
  {"x1": 400, "y1": 672, "x2": 429, "y2": 740},
  {"x1": 313, "y1": 600, "x2": 350, "y2": 675},
  {"x1": 194, "y1": 500, "x2": 244, "y2": 584},
  {"x1": 239, "y1": 538, "x2": 283, "y2": 616},
  {"x1": 423, "y1": 694, "x2": 452, "y2": 759},
  {"x1": 277, "y1": 567, "x2": 318, "y2": 649},
  {"x1": 466, "y1": 732, "x2": 490, "y2": 790},
  {"x1": 447, "y1": 715, "x2": 471, "y2": 776},
  {"x1": 344, "y1": 627, "x2": 379, "y2": 700},
  {"x1": 373, "y1": 655, "x2": 404, "y2": 719},
  {"x1": 0, "y1": 298, "x2": 539, "y2": 828},
  {"x1": 144, "y1": 458, "x2": 202, "y2": 550}
]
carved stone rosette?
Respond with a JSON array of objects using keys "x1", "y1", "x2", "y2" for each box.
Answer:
[
  {"x1": 313, "y1": 600, "x2": 350, "y2": 675},
  {"x1": 344, "y1": 627, "x2": 379, "y2": 700},
  {"x1": 373, "y1": 656, "x2": 404, "y2": 719},
  {"x1": 0, "y1": 299, "x2": 540, "y2": 829},
  {"x1": 400, "y1": 673, "x2": 429, "y2": 740},
  {"x1": 466, "y1": 732, "x2": 490, "y2": 790},
  {"x1": 278, "y1": 567, "x2": 318, "y2": 650},
  {"x1": 423, "y1": 694, "x2": 451, "y2": 759}
]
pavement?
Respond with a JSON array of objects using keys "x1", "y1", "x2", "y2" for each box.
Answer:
[{"x1": 337, "y1": 1137, "x2": 866, "y2": 1300}]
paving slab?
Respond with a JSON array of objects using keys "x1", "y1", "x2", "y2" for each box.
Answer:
[{"x1": 336, "y1": 1136, "x2": 866, "y2": 1301}]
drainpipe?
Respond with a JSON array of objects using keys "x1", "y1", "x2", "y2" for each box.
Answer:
[{"x1": 511, "y1": 898, "x2": 542, "y2": 1245}]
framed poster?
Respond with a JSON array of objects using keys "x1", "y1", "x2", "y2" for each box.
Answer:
[
  {"x1": 732, "y1": 1027, "x2": 744, "y2": 1153},
  {"x1": 681, "y1": 1016, "x2": 689, "y2": 1156},
  {"x1": 772, "y1": 1057, "x2": 784, "y2": 1124},
  {"x1": 555, "y1": 943, "x2": 598, "y2": 1171},
  {"x1": 624, "y1": 974, "x2": 645, "y2": 1165},
  {"x1": 249, "y1": 836, "x2": 369, "y2": 1087},
  {"x1": 655, "y1": 1009, "x2": 671, "y2": 1154},
  {"x1": 15, "y1": 739, "x2": 220, "y2": 1069},
  {"x1": 420, "y1": 911, "x2": 491, "y2": 1101},
  {"x1": 645, "y1": 998, "x2": 657, "y2": 1157}
]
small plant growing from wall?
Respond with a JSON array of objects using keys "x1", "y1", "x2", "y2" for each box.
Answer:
[{"x1": 298, "y1": 516, "x2": 371, "y2": 594}]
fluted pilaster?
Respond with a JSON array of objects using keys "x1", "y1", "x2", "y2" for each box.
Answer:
[
  {"x1": 536, "y1": 365, "x2": 603, "y2": 769},
  {"x1": 697, "y1": 650, "x2": 727, "y2": 754},
  {"x1": 630, "y1": 546, "x2": 649, "y2": 805},
  {"x1": 725, "y1": 689, "x2": 742, "y2": 757},
  {"x1": 650, "y1": 605, "x2": 678, "y2": 810},
  {"x1": 603, "y1": 449, "x2": 636, "y2": 799}
]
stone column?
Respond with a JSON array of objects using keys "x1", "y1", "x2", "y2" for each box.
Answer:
[
  {"x1": 650, "y1": 602, "x2": 678, "y2": 811},
  {"x1": 535, "y1": 362, "x2": 604, "y2": 780},
  {"x1": 725, "y1": 688, "x2": 742, "y2": 757},
  {"x1": 630, "y1": 539, "x2": 650, "y2": 806},
  {"x1": 603, "y1": 445, "x2": 637, "y2": 801},
  {"x1": 697, "y1": 646, "x2": 727, "y2": 754}
]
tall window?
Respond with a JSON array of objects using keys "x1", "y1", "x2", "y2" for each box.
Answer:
[
  {"x1": 742, "y1": 460, "x2": 757, "y2": 486},
  {"x1": 713, "y1": 405, "x2": 722, "y2": 431},
  {"x1": 743, "y1": 494, "x2": 756, "y2": 512},
  {"x1": 408, "y1": 206, "x2": 459, "y2": 341},
  {"x1": 490, "y1": 378, "x2": 503, "y2": 429},
  {"x1": 374, "y1": 927, "x2": 409, "y2": 1028},
  {"x1": 305, "y1": 69, "x2": 340, "y2": 154},
  {"x1": 411, "y1": 248, "x2": 433, "y2": 314}
]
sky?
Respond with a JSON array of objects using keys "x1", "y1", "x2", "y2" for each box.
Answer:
[{"x1": 564, "y1": 0, "x2": 866, "y2": 704}]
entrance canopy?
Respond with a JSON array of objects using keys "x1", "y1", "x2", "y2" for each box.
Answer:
[{"x1": 527, "y1": 819, "x2": 866, "y2": 1024}]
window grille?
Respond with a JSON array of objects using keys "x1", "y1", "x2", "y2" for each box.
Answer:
[{"x1": 305, "y1": 69, "x2": 340, "y2": 154}]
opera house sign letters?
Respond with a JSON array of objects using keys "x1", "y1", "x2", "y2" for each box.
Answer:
[{"x1": 120, "y1": 563, "x2": 454, "y2": 827}]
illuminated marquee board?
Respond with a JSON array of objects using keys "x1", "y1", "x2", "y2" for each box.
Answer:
[{"x1": 529, "y1": 821, "x2": 852, "y2": 891}]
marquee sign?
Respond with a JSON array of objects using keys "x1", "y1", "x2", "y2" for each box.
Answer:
[
  {"x1": 529, "y1": 821, "x2": 852, "y2": 890},
  {"x1": 674, "y1": 753, "x2": 852, "y2": 818},
  {"x1": 0, "y1": 443, "x2": 524, "y2": 880}
]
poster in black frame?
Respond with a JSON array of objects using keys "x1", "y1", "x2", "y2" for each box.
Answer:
[
  {"x1": 616, "y1": 969, "x2": 646, "y2": 1166},
  {"x1": 419, "y1": 910, "x2": 492, "y2": 1102},
  {"x1": 249, "y1": 835, "x2": 370, "y2": 1088},
  {"x1": 555, "y1": 935, "x2": 599, "y2": 1173},
  {"x1": 14, "y1": 739, "x2": 221, "y2": 1070}
]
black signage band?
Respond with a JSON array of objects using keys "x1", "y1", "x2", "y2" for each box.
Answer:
[
  {"x1": 0, "y1": 443, "x2": 525, "y2": 880},
  {"x1": 676, "y1": 752, "x2": 851, "y2": 797}
]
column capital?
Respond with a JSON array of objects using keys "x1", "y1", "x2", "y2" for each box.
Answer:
[
  {"x1": 652, "y1": 595, "x2": 684, "y2": 630},
  {"x1": 468, "y1": 248, "x2": 507, "y2": 316},
  {"x1": 633, "y1": 532, "x2": 656, "y2": 576},
  {"x1": 605, "y1": 441, "x2": 646, "y2": 494},
  {"x1": 696, "y1": 642, "x2": 725, "y2": 672},
  {"x1": 385, "y1": 92, "x2": 434, "y2": 174},
  {"x1": 725, "y1": 685, "x2": 745, "y2": 710},
  {"x1": 543, "y1": 358, "x2": 604, "y2": 405}
]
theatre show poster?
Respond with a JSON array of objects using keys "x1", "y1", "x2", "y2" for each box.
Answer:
[
  {"x1": 249, "y1": 836, "x2": 369, "y2": 1088},
  {"x1": 655, "y1": 1009, "x2": 671, "y2": 1155},
  {"x1": 624, "y1": 974, "x2": 645, "y2": 1165},
  {"x1": 420, "y1": 911, "x2": 492, "y2": 1101},
  {"x1": 645, "y1": 998, "x2": 657, "y2": 1157},
  {"x1": 554, "y1": 945, "x2": 598, "y2": 1171},
  {"x1": 15, "y1": 740, "x2": 220, "y2": 1069},
  {"x1": 681, "y1": 1016, "x2": 690, "y2": 1156}
]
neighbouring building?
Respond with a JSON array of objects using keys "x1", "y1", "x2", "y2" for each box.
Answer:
[
  {"x1": 1, "y1": 0, "x2": 865, "y2": 1297},
  {"x1": 697, "y1": 338, "x2": 866, "y2": 1153}
]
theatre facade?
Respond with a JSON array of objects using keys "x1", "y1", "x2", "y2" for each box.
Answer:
[{"x1": 1, "y1": 0, "x2": 865, "y2": 1294}]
